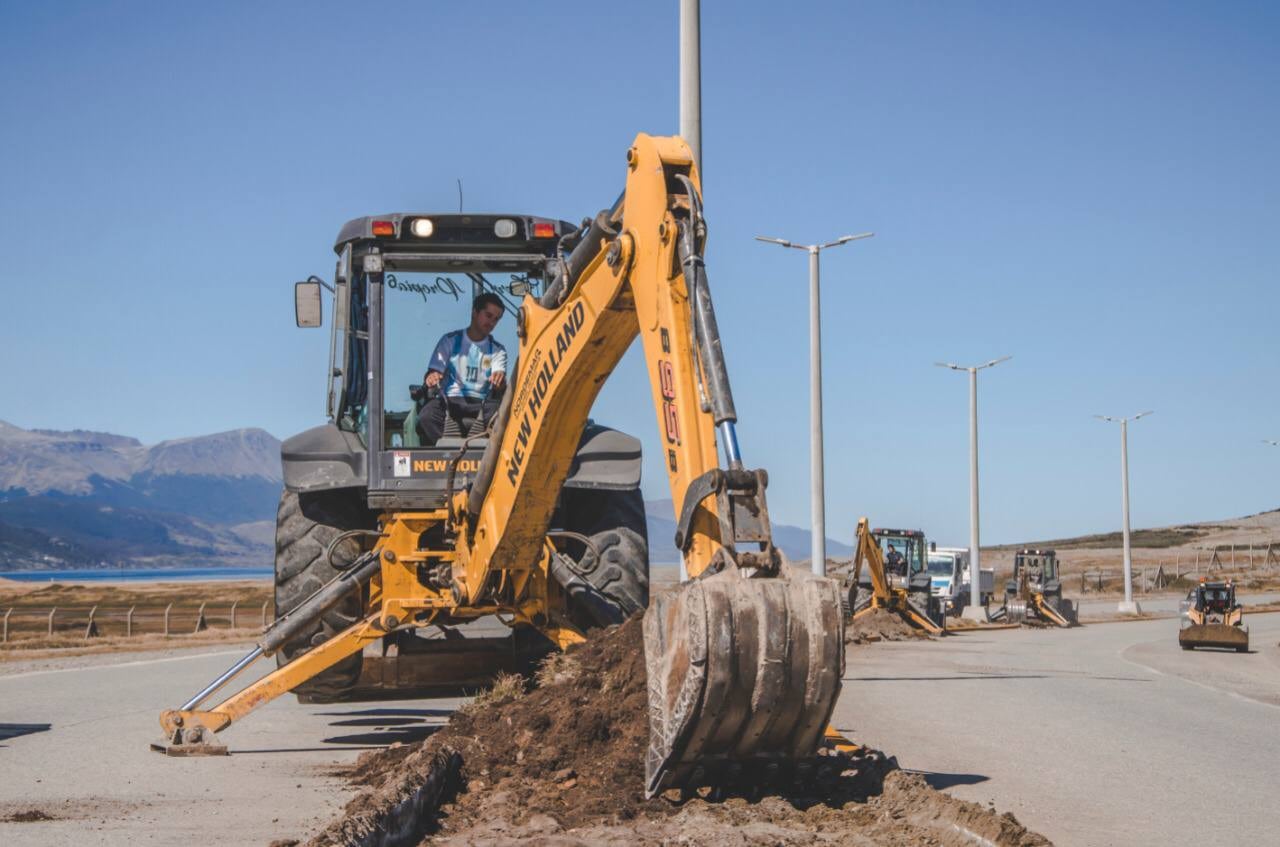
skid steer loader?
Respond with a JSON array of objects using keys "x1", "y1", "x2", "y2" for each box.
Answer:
[
  {"x1": 842, "y1": 519, "x2": 945, "y2": 634},
  {"x1": 991, "y1": 548, "x2": 1076, "y2": 627},
  {"x1": 1179, "y1": 579, "x2": 1248, "y2": 651},
  {"x1": 154, "y1": 134, "x2": 844, "y2": 798}
]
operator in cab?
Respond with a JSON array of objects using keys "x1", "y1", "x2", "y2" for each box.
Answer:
[{"x1": 417, "y1": 292, "x2": 508, "y2": 445}]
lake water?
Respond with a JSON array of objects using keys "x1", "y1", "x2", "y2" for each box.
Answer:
[{"x1": 0, "y1": 567, "x2": 274, "y2": 583}]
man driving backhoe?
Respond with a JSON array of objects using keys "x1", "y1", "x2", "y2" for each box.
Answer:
[{"x1": 417, "y1": 292, "x2": 508, "y2": 444}]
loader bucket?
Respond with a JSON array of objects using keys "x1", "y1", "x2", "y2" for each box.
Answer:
[
  {"x1": 1179, "y1": 623, "x2": 1249, "y2": 652},
  {"x1": 642, "y1": 566, "x2": 844, "y2": 798}
]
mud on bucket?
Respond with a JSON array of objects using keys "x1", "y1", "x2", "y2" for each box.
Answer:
[{"x1": 641, "y1": 565, "x2": 845, "y2": 798}]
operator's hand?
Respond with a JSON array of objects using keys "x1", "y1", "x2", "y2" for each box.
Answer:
[
  {"x1": 424, "y1": 371, "x2": 443, "y2": 389},
  {"x1": 489, "y1": 371, "x2": 506, "y2": 390}
]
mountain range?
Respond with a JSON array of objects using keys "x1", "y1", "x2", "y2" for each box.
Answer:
[
  {"x1": 0, "y1": 422, "x2": 280, "y2": 570},
  {"x1": 0, "y1": 421, "x2": 850, "y2": 571}
]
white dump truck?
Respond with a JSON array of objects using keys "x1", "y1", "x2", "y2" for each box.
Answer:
[{"x1": 927, "y1": 546, "x2": 994, "y2": 614}]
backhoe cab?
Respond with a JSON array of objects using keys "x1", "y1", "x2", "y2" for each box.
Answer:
[
  {"x1": 991, "y1": 548, "x2": 1076, "y2": 627},
  {"x1": 157, "y1": 134, "x2": 844, "y2": 800}
]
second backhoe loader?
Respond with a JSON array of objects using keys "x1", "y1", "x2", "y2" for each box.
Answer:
[
  {"x1": 843, "y1": 518, "x2": 945, "y2": 634},
  {"x1": 991, "y1": 548, "x2": 1076, "y2": 627},
  {"x1": 155, "y1": 134, "x2": 844, "y2": 799}
]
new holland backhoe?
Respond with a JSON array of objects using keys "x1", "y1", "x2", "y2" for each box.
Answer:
[
  {"x1": 843, "y1": 518, "x2": 945, "y2": 634},
  {"x1": 155, "y1": 134, "x2": 844, "y2": 798}
]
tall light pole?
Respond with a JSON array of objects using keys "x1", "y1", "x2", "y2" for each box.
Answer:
[
  {"x1": 1095, "y1": 411, "x2": 1153, "y2": 615},
  {"x1": 756, "y1": 232, "x2": 875, "y2": 575},
  {"x1": 936, "y1": 356, "x2": 1011, "y2": 620},
  {"x1": 679, "y1": 0, "x2": 701, "y2": 174}
]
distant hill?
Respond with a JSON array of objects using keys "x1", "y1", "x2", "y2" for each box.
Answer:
[
  {"x1": 0, "y1": 421, "x2": 281, "y2": 570},
  {"x1": 993, "y1": 508, "x2": 1280, "y2": 552},
  {"x1": 644, "y1": 499, "x2": 853, "y2": 565}
]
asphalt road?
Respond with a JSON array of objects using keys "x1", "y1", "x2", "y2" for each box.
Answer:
[
  {"x1": 833, "y1": 611, "x2": 1280, "y2": 847},
  {"x1": 5, "y1": 610, "x2": 1278, "y2": 846},
  {"x1": 0, "y1": 643, "x2": 463, "y2": 846}
]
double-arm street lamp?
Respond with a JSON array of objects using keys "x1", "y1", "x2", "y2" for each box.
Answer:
[
  {"x1": 1095, "y1": 411, "x2": 1153, "y2": 615},
  {"x1": 755, "y1": 232, "x2": 875, "y2": 575},
  {"x1": 936, "y1": 356, "x2": 1012, "y2": 619}
]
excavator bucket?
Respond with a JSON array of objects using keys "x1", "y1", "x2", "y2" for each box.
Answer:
[{"x1": 642, "y1": 565, "x2": 844, "y2": 798}]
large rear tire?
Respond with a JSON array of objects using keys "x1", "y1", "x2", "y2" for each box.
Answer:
[
  {"x1": 553, "y1": 487, "x2": 649, "y2": 629},
  {"x1": 274, "y1": 489, "x2": 376, "y2": 702}
]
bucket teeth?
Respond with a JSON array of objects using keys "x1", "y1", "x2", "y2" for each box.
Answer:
[{"x1": 642, "y1": 566, "x2": 844, "y2": 798}]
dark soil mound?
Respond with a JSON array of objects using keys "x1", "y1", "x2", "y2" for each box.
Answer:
[
  {"x1": 305, "y1": 614, "x2": 1050, "y2": 847},
  {"x1": 845, "y1": 606, "x2": 934, "y2": 644}
]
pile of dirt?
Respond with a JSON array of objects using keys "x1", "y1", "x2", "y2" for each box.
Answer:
[
  {"x1": 845, "y1": 607, "x2": 934, "y2": 644},
  {"x1": 304, "y1": 616, "x2": 1050, "y2": 847}
]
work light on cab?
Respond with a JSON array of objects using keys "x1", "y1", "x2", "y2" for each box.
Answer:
[
  {"x1": 493, "y1": 219, "x2": 517, "y2": 238},
  {"x1": 411, "y1": 218, "x2": 435, "y2": 238}
]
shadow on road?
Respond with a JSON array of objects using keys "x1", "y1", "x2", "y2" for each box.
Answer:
[
  {"x1": 907, "y1": 770, "x2": 990, "y2": 790},
  {"x1": 0, "y1": 722, "x2": 51, "y2": 743},
  {"x1": 314, "y1": 707, "x2": 454, "y2": 719}
]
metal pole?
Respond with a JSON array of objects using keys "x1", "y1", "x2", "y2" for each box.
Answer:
[
  {"x1": 809, "y1": 247, "x2": 825, "y2": 576},
  {"x1": 968, "y1": 367, "x2": 982, "y2": 613},
  {"x1": 680, "y1": 0, "x2": 702, "y2": 174},
  {"x1": 756, "y1": 233, "x2": 873, "y2": 578},
  {"x1": 1118, "y1": 420, "x2": 1139, "y2": 613}
]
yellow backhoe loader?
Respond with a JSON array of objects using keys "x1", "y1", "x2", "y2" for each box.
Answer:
[
  {"x1": 843, "y1": 518, "x2": 945, "y2": 634},
  {"x1": 154, "y1": 134, "x2": 844, "y2": 798},
  {"x1": 990, "y1": 548, "x2": 1076, "y2": 627},
  {"x1": 1179, "y1": 578, "x2": 1248, "y2": 651}
]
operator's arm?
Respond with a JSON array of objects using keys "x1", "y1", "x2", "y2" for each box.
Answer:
[
  {"x1": 423, "y1": 332, "x2": 454, "y2": 388},
  {"x1": 488, "y1": 344, "x2": 507, "y2": 389}
]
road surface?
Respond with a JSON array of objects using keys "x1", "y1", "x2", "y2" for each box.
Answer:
[
  {"x1": 833, "y1": 610, "x2": 1280, "y2": 846},
  {"x1": 0, "y1": 643, "x2": 463, "y2": 845},
  {"x1": 4, "y1": 611, "x2": 1278, "y2": 845}
]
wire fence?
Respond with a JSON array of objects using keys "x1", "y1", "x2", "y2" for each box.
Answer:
[{"x1": 1, "y1": 600, "x2": 275, "y2": 644}]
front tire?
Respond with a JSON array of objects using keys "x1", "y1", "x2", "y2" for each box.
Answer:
[
  {"x1": 553, "y1": 487, "x2": 649, "y2": 629},
  {"x1": 274, "y1": 489, "x2": 375, "y2": 702}
]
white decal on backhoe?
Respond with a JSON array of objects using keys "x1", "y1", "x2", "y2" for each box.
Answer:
[{"x1": 505, "y1": 302, "x2": 586, "y2": 485}]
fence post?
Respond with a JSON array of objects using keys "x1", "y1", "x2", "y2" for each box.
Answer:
[
  {"x1": 229, "y1": 600, "x2": 238, "y2": 629},
  {"x1": 1231, "y1": 543, "x2": 1235, "y2": 568},
  {"x1": 164, "y1": 603, "x2": 173, "y2": 636},
  {"x1": 48, "y1": 607, "x2": 57, "y2": 637},
  {"x1": 84, "y1": 605, "x2": 100, "y2": 639},
  {"x1": 193, "y1": 602, "x2": 208, "y2": 634},
  {"x1": 3, "y1": 608, "x2": 10, "y2": 644},
  {"x1": 127, "y1": 606, "x2": 135, "y2": 638},
  {"x1": 261, "y1": 600, "x2": 269, "y2": 627},
  {"x1": 1249, "y1": 543, "x2": 1254, "y2": 570}
]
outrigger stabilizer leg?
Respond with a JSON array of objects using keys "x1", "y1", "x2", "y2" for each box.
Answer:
[{"x1": 152, "y1": 550, "x2": 383, "y2": 755}]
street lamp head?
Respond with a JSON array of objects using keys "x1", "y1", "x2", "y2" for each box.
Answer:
[
  {"x1": 754, "y1": 235, "x2": 794, "y2": 248},
  {"x1": 818, "y1": 232, "x2": 876, "y2": 250},
  {"x1": 1263, "y1": 439, "x2": 1279, "y2": 446},
  {"x1": 1094, "y1": 414, "x2": 1118, "y2": 423},
  {"x1": 981, "y1": 355, "x2": 1013, "y2": 369},
  {"x1": 1133, "y1": 410, "x2": 1154, "y2": 421},
  {"x1": 934, "y1": 361, "x2": 964, "y2": 371}
]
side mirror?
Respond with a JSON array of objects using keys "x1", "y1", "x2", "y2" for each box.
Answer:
[{"x1": 295, "y1": 280, "x2": 323, "y2": 327}]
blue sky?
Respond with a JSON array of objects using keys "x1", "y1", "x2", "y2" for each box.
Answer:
[{"x1": 1, "y1": 2, "x2": 1277, "y2": 545}]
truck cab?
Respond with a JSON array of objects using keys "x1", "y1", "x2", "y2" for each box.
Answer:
[{"x1": 929, "y1": 546, "x2": 994, "y2": 613}]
